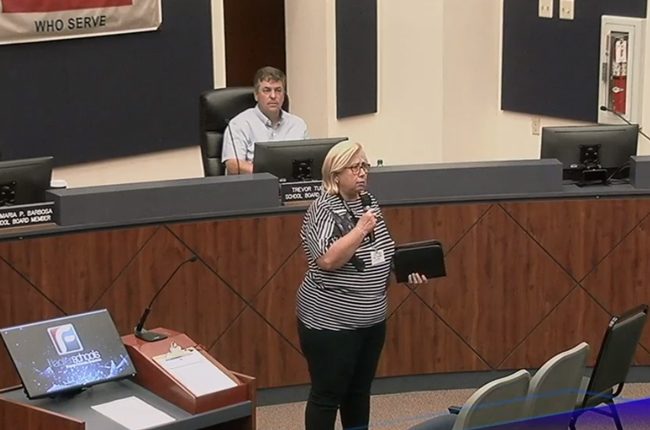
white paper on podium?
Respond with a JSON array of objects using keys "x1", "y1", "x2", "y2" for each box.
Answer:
[
  {"x1": 91, "y1": 396, "x2": 175, "y2": 430},
  {"x1": 155, "y1": 347, "x2": 238, "y2": 397}
]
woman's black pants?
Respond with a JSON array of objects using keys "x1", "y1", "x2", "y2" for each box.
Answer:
[{"x1": 298, "y1": 320, "x2": 386, "y2": 430}]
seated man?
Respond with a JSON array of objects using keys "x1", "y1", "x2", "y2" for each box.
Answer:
[{"x1": 222, "y1": 66, "x2": 309, "y2": 174}]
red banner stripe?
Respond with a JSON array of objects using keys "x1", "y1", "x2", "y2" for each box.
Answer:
[{"x1": 2, "y1": 0, "x2": 132, "y2": 13}]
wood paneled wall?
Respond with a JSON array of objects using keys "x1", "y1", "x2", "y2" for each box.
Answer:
[{"x1": 1, "y1": 198, "x2": 650, "y2": 389}]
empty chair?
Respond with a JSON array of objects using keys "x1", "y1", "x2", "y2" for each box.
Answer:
[
  {"x1": 523, "y1": 342, "x2": 590, "y2": 425},
  {"x1": 570, "y1": 304, "x2": 649, "y2": 430},
  {"x1": 409, "y1": 369, "x2": 531, "y2": 430}
]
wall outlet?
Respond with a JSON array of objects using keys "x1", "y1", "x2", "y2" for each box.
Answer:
[
  {"x1": 531, "y1": 117, "x2": 541, "y2": 135},
  {"x1": 560, "y1": 0, "x2": 575, "y2": 20},
  {"x1": 538, "y1": 0, "x2": 553, "y2": 19}
]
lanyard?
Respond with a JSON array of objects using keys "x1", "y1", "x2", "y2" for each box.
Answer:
[
  {"x1": 338, "y1": 194, "x2": 378, "y2": 250},
  {"x1": 337, "y1": 194, "x2": 359, "y2": 221}
]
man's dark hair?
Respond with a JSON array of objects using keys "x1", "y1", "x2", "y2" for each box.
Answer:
[{"x1": 253, "y1": 66, "x2": 287, "y2": 92}]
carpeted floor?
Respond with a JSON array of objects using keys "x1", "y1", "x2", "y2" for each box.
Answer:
[{"x1": 256, "y1": 383, "x2": 650, "y2": 430}]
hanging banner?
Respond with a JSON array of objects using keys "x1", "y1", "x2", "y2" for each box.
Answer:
[{"x1": 0, "y1": 0, "x2": 162, "y2": 45}]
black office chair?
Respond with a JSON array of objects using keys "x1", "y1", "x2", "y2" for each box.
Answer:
[
  {"x1": 198, "y1": 87, "x2": 290, "y2": 176},
  {"x1": 570, "y1": 304, "x2": 649, "y2": 430}
]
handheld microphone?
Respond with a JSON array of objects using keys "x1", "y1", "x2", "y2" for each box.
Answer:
[
  {"x1": 134, "y1": 255, "x2": 198, "y2": 342},
  {"x1": 225, "y1": 118, "x2": 241, "y2": 175},
  {"x1": 599, "y1": 105, "x2": 650, "y2": 142},
  {"x1": 359, "y1": 193, "x2": 375, "y2": 243}
]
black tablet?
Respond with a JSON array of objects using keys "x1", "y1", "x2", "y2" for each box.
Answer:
[{"x1": 393, "y1": 240, "x2": 446, "y2": 283}]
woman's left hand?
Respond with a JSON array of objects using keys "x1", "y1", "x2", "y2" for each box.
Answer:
[{"x1": 406, "y1": 273, "x2": 428, "y2": 288}]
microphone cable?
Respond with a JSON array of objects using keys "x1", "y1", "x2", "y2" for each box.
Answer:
[
  {"x1": 600, "y1": 105, "x2": 650, "y2": 142},
  {"x1": 225, "y1": 119, "x2": 241, "y2": 175},
  {"x1": 605, "y1": 161, "x2": 631, "y2": 184}
]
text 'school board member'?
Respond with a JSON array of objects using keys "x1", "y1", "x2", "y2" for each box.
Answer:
[
  {"x1": 221, "y1": 66, "x2": 309, "y2": 175},
  {"x1": 297, "y1": 141, "x2": 428, "y2": 430}
]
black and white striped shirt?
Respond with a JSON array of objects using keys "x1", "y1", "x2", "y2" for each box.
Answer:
[{"x1": 297, "y1": 192, "x2": 395, "y2": 330}]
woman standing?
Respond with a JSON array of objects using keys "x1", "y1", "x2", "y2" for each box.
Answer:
[{"x1": 297, "y1": 141, "x2": 426, "y2": 430}]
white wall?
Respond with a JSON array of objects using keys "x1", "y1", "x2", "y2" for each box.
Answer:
[
  {"x1": 288, "y1": 0, "x2": 648, "y2": 168},
  {"x1": 641, "y1": 11, "x2": 650, "y2": 155},
  {"x1": 443, "y1": 0, "x2": 648, "y2": 163},
  {"x1": 53, "y1": 146, "x2": 204, "y2": 187},
  {"x1": 331, "y1": 0, "x2": 444, "y2": 166},
  {"x1": 285, "y1": 0, "x2": 330, "y2": 138},
  {"x1": 442, "y1": 0, "x2": 502, "y2": 162},
  {"x1": 287, "y1": 0, "x2": 443, "y2": 167},
  {"x1": 211, "y1": 0, "x2": 226, "y2": 88},
  {"x1": 54, "y1": 0, "x2": 650, "y2": 187}
]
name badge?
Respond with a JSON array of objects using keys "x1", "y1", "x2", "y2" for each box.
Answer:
[{"x1": 370, "y1": 249, "x2": 385, "y2": 266}]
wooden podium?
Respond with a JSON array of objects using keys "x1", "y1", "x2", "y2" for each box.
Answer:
[
  {"x1": 0, "y1": 328, "x2": 255, "y2": 430},
  {"x1": 122, "y1": 328, "x2": 255, "y2": 417}
]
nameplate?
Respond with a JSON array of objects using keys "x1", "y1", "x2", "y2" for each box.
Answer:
[
  {"x1": 0, "y1": 201, "x2": 56, "y2": 229},
  {"x1": 280, "y1": 181, "x2": 322, "y2": 204}
]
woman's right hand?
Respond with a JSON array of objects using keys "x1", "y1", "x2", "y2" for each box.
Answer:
[
  {"x1": 316, "y1": 209, "x2": 377, "y2": 270},
  {"x1": 354, "y1": 210, "x2": 377, "y2": 237}
]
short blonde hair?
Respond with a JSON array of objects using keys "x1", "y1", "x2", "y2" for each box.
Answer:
[{"x1": 321, "y1": 141, "x2": 366, "y2": 195}]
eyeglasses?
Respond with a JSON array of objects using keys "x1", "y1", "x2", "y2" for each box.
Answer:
[{"x1": 347, "y1": 162, "x2": 371, "y2": 175}]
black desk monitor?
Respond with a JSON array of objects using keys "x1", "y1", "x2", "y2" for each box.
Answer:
[
  {"x1": 540, "y1": 125, "x2": 638, "y2": 182},
  {"x1": 0, "y1": 309, "x2": 136, "y2": 399},
  {"x1": 0, "y1": 156, "x2": 53, "y2": 206},
  {"x1": 253, "y1": 137, "x2": 348, "y2": 181}
]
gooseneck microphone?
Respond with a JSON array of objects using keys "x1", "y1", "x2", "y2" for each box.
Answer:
[
  {"x1": 360, "y1": 193, "x2": 375, "y2": 243},
  {"x1": 599, "y1": 105, "x2": 650, "y2": 142},
  {"x1": 134, "y1": 255, "x2": 198, "y2": 342},
  {"x1": 225, "y1": 118, "x2": 241, "y2": 175}
]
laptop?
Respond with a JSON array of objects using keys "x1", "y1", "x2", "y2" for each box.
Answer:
[{"x1": 0, "y1": 309, "x2": 136, "y2": 399}]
